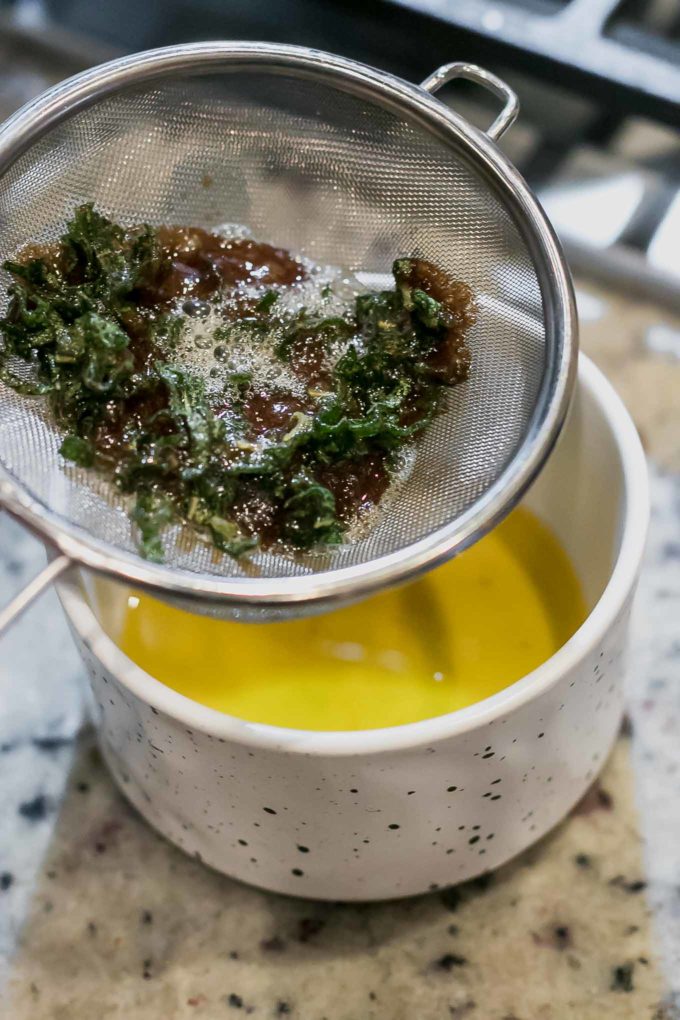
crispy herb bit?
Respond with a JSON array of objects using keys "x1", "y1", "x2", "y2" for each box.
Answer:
[
  {"x1": 0, "y1": 206, "x2": 474, "y2": 559},
  {"x1": 412, "y1": 289, "x2": 444, "y2": 329},
  {"x1": 281, "y1": 477, "x2": 340, "y2": 549},
  {"x1": 158, "y1": 364, "x2": 224, "y2": 472},
  {"x1": 207, "y1": 516, "x2": 258, "y2": 558},
  {"x1": 256, "y1": 289, "x2": 278, "y2": 313},
  {"x1": 60, "y1": 435, "x2": 94, "y2": 467},
  {"x1": 132, "y1": 492, "x2": 175, "y2": 562},
  {"x1": 274, "y1": 309, "x2": 353, "y2": 361}
]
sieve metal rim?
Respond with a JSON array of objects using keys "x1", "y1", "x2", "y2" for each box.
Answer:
[{"x1": 0, "y1": 42, "x2": 577, "y2": 616}]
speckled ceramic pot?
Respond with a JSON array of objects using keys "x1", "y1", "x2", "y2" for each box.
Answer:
[{"x1": 58, "y1": 355, "x2": 647, "y2": 901}]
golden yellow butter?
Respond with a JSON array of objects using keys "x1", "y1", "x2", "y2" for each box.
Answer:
[{"x1": 116, "y1": 507, "x2": 585, "y2": 731}]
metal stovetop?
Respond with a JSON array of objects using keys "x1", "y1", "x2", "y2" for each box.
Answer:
[{"x1": 1, "y1": 0, "x2": 678, "y2": 311}]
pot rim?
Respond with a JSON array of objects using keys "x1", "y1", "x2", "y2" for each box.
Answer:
[{"x1": 58, "y1": 354, "x2": 649, "y2": 756}]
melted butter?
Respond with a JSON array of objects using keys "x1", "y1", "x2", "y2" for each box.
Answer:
[{"x1": 115, "y1": 507, "x2": 586, "y2": 730}]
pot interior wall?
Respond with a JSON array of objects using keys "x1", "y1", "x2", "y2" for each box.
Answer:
[{"x1": 524, "y1": 381, "x2": 622, "y2": 612}]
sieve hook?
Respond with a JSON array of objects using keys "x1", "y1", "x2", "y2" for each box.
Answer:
[
  {"x1": 0, "y1": 546, "x2": 71, "y2": 635},
  {"x1": 420, "y1": 63, "x2": 519, "y2": 142}
]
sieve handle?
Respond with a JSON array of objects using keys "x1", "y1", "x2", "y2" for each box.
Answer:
[
  {"x1": 420, "y1": 63, "x2": 519, "y2": 142},
  {"x1": 0, "y1": 552, "x2": 72, "y2": 636}
]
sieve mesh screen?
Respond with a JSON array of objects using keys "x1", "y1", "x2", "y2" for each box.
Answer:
[{"x1": 0, "y1": 61, "x2": 549, "y2": 588}]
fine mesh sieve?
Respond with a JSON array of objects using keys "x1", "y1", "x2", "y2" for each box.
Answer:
[{"x1": 0, "y1": 43, "x2": 576, "y2": 627}]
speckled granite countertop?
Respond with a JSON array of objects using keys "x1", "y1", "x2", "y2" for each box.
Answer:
[
  {"x1": 1, "y1": 34, "x2": 680, "y2": 1020},
  {"x1": 2, "y1": 734, "x2": 670, "y2": 1020}
]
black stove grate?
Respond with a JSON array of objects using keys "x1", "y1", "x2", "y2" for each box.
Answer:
[
  {"x1": 383, "y1": 0, "x2": 680, "y2": 127},
  {"x1": 0, "y1": 0, "x2": 678, "y2": 307}
]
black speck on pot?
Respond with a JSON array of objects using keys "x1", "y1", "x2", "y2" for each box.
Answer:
[
  {"x1": 0, "y1": 872, "x2": 13, "y2": 891},
  {"x1": 388, "y1": 823, "x2": 400, "y2": 830},
  {"x1": 18, "y1": 795, "x2": 50, "y2": 822},
  {"x1": 297, "y1": 845, "x2": 310, "y2": 853},
  {"x1": 32, "y1": 735, "x2": 73, "y2": 753},
  {"x1": 662, "y1": 541, "x2": 680, "y2": 561},
  {"x1": 263, "y1": 807, "x2": 277, "y2": 815},
  {"x1": 291, "y1": 868, "x2": 304, "y2": 877}
]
